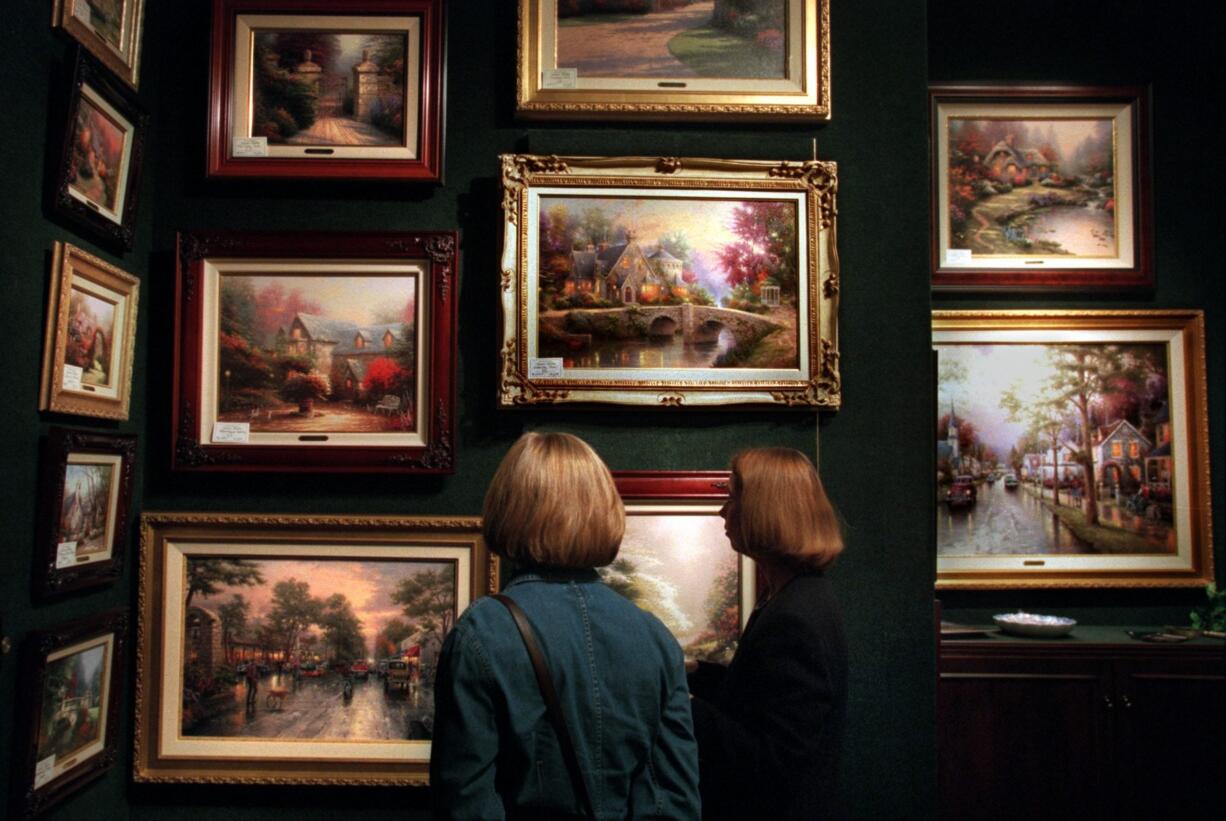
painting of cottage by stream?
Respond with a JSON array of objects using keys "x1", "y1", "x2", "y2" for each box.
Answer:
[
  {"x1": 537, "y1": 195, "x2": 800, "y2": 370},
  {"x1": 946, "y1": 116, "x2": 1118, "y2": 258}
]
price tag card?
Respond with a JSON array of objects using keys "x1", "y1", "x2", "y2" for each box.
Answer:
[
  {"x1": 945, "y1": 248, "x2": 973, "y2": 263},
  {"x1": 232, "y1": 137, "x2": 269, "y2": 158},
  {"x1": 528, "y1": 358, "x2": 564, "y2": 379},
  {"x1": 56, "y1": 542, "x2": 80, "y2": 570},
  {"x1": 34, "y1": 755, "x2": 56, "y2": 790},
  {"x1": 212, "y1": 422, "x2": 251, "y2": 443},
  {"x1": 542, "y1": 69, "x2": 578, "y2": 89},
  {"x1": 61, "y1": 365, "x2": 83, "y2": 392}
]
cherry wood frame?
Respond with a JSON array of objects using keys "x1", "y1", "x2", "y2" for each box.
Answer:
[
  {"x1": 171, "y1": 230, "x2": 457, "y2": 473},
  {"x1": 35, "y1": 427, "x2": 137, "y2": 599},
  {"x1": 13, "y1": 609, "x2": 128, "y2": 820},
  {"x1": 206, "y1": 0, "x2": 446, "y2": 182},
  {"x1": 929, "y1": 84, "x2": 1153, "y2": 291}
]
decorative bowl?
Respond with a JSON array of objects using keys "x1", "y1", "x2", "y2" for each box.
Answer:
[{"x1": 993, "y1": 612, "x2": 1077, "y2": 638}]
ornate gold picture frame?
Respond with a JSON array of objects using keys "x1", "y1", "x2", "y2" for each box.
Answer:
[
  {"x1": 53, "y1": 0, "x2": 146, "y2": 89},
  {"x1": 499, "y1": 154, "x2": 840, "y2": 408},
  {"x1": 134, "y1": 513, "x2": 497, "y2": 785},
  {"x1": 517, "y1": 1, "x2": 830, "y2": 121}
]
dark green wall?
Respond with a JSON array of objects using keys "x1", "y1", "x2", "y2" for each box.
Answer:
[{"x1": 4, "y1": 1, "x2": 1215, "y2": 819}]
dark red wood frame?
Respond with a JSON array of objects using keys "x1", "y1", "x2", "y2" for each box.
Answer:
[
  {"x1": 206, "y1": 0, "x2": 446, "y2": 182},
  {"x1": 14, "y1": 609, "x2": 128, "y2": 820},
  {"x1": 613, "y1": 470, "x2": 732, "y2": 500},
  {"x1": 36, "y1": 427, "x2": 137, "y2": 599},
  {"x1": 172, "y1": 230, "x2": 457, "y2": 473},
  {"x1": 929, "y1": 84, "x2": 1153, "y2": 291}
]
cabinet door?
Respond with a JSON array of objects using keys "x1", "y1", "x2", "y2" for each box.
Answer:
[
  {"x1": 1113, "y1": 655, "x2": 1225, "y2": 820},
  {"x1": 938, "y1": 654, "x2": 1112, "y2": 820}
]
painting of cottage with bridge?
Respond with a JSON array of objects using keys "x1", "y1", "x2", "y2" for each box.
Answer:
[
  {"x1": 537, "y1": 195, "x2": 800, "y2": 370},
  {"x1": 214, "y1": 274, "x2": 417, "y2": 433},
  {"x1": 252, "y1": 30, "x2": 407, "y2": 146},
  {"x1": 936, "y1": 341, "x2": 1176, "y2": 557},
  {"x1": 945, "y1": 116, "x2": 1118, "y2": 258}
]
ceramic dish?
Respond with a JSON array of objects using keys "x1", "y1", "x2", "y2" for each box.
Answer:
[{"x1": 993, "y1": 612, "x2": 1077, "y2": 638}]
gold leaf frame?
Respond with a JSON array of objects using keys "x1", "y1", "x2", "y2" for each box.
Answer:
[
  {"x1": 134, "y1": 512, "x2": 497, "y2": 785},
  {"x1": 517, "y1": 0, "x2": 830, "y2": 121},
  {"x1": 498, "y1": 154, "x2": 840, "y2": 408},
  {"x1": 933, "y1": 310, "x2": 1213, "y2": 589},
  {"x1": 53, "y1": 0, "x2": 146, "y2": 89}
]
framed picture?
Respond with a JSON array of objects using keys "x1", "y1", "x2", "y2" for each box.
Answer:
[
  {"x1": 517, "y1": 1, "x2": 830, "y2": 122},
  {"x1": 171, "y1": 230, "x2": 457, "y2": 473},
  {"x1": 134, "y1": 513, "x2": 496, "y2": 785},
  {"x1": 39, "y1": 241, "x2": 140, "y2": 421},
  {"x1": 612, "y1": 472, "x2": 755, "y2": 663},
  {"x1": 207, "y1": 0, "x2": 446, "y2": 182},
  {"x1": 36, "y1": 427, "x2": 137, "y2": 599},
  {"x1": 52, "y1": 0, "x2": 147, "y2": 89},
  {"x1": 498, "y1": 154, "x2": 840, "y2": 408},
  {"x1": 930, "y1": 85, "x2": 1152, "y2": 291},
  {"x1": 14, "y1": 609, "x2": 128, "y2": 820},
  {"x1": 933, "y1": 310, "x2": 1213, "y2": 588},
  {"x1": 52, "y1": 46, "x2": 147, "y2": 251}
]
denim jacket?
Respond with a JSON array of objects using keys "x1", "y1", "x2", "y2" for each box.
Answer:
[{"x1": 430, "y1": 568, "x2": 700, "y2": 820}]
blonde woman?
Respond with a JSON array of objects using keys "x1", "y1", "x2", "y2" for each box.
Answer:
[
  {"x1": 430, "y1": 432, "x2": 700, "y2": 820},
  {"x1": 688, "y1": 448, "x2": 848, "y2": 820}
]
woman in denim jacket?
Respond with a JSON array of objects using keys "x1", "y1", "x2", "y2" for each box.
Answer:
[{"x1": 430, "y1": 432, "x2": 700, "y2": 820}]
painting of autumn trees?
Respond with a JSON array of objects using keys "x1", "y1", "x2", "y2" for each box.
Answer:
[{"x1": 215, "y1": 274, "x2": 417, "y2": 433}]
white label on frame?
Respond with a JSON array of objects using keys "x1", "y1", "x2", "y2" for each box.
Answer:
[
  {"x1": 212, "y1": 422, "x2": 251, "y2": 443},
  {"x1": 56, "y1": 542, "x2": 80, "y2": 570},
  {"x1": 232, "y1": 137, "x2": 269, "y2": 158},
  {"x1": 542, "y1": 69, "x2": 578, "y2": 89},
  {"x1": 61, "y1": 365, "x2": 83, "y2": 392},
  {"x1": 72, "y1": 0, "x2": 92, "y2": 25},
  {"x1": 946, "y1": 248, "x2": 973, "y2": 263},
  {"x1": 528, "y1": 358, "x2": 565, "y2": 379},
  {"x1": 34, "y1": 755, "x2": 56, "y2": 790}
]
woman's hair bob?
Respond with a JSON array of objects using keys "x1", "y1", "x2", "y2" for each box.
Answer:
[
  {"x1": 729, "y1": 447, "x2": 844, "y2": 571},
  {"x1": 482, "y1": 432, "x2": 624, "y2": 568}
]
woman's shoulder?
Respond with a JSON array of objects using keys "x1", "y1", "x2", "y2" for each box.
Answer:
[{"x1": 587, "y1": 582, "x2": 684, "y2": 650}]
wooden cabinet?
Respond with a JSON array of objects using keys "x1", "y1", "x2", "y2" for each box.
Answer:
[{"x1": 937, "y1": 630, "x2": 1224, "y2": 820}]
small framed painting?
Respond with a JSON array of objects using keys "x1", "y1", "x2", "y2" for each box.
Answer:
[
  {"x1": 39, "y1": 241, "x2": 140, "y2": 421},
  {"x1": 172, "y1": 231, "x2": 457, "y2": 473},
  {"x1": 207, "y1": 0, "x2": 446, "y2": 182},
  {"x1": 14, "y1": 609, "x2": 128, "y2": 820},
  {"x1": 36, "y1": 427, "x2": 137, "y2": 599},
  {"x1": 498, "y1": 154, "x2": 841, "y2": 408},
  {"x1": 517, "y1": 0, "x2": 830, "y2": 122},
  {"x1": 52, "y1": 0, "x2": 147, "y2": 89},
  {"x1": 52, "y1": 47, "x2": 148, "y2": 251},
  {"x1": 930, "y1": 85, "x2": 1152, "y2": 291},
  {"x1": 933, "y1": 310, "x2": 1213, "y2": 588},
  {"x1": 611, "y1": 472, "x2": 755, "y2": 663},
  {"x1": 134, "y1": 513, "x2": 496, "y2": 785}
]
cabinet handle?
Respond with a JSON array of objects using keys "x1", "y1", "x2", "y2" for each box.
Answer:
[{"x1": 1103, "y1": 695, "x2": 1115, "y2": 710}]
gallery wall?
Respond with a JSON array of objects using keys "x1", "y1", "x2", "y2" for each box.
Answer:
[{"x1": 0, "y1": 1, "x2": 1218, "y2": 820}]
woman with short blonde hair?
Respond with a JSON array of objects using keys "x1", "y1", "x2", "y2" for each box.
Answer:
[
  {"x1": 690, "y1": 447, "x2": 849, "y2": 820},
  {"x1": 431, "y1": 432, "x2": 700, "y2": 820}
]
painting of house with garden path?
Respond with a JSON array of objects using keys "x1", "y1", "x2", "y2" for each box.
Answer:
[{"x1": 216, "y1": 275, "x2": 417, "y2": 433}]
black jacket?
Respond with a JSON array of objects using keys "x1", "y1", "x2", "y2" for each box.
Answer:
[{"x1": 689, "y1": 572, "x2": 848, "y2": 821}]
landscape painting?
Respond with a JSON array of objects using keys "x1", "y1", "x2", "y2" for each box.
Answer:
[
  {"x1": 58, "y1": 459, "x2": 117, "y2": 562},
  {"x1": 601, "y1": 512, "x2": 743, "y2": 663},
  {"x1": 81, "y1": 0, "x2": 125, "y2": 49},
  {"x1": 252, "y1": 31, "x2": 407, "y2": 147},
  {"x1": 537, "y1": 195, "x2": 800, "y2": 370},
  {"x1": 37, "y1": 638, "x2": 111, "y2": 775},
  {"x1": 945, "y1": 116, "x2": 1117, "y2": 258},
  {"x1": 68, "y1": 93, "x2": 127, "y2": 216},
  {"x1": 556, "y1": 0, "x2": 787, "y2": 79},
  {"x1": 215, "y1": 274, "x2": 418, "y2": 433},
  {"x1": 65, "y1": 285, "x2": 117, "y2": 389},
  {"x1": 180, "y1": 556, "x2": 456, "y2": 742},
  {"x1": 936, "y1": 341, "x2": 1177, "y2": 557}
]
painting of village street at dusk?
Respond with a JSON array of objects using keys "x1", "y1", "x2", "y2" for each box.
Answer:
[
  {"x1": 935, "y1": 340, "x2": 1178, "y2": 558},
  {"x1": 214, "y1": 274, "x2": 418, "y2": 434},
  {"x1": 601, "y1": 511, "x2": 745, "y2": 663},
  {"x1": 180, "y1": 556, "x2": 456, "y2": 742},
  {"x1": 536, "y1": 195, "x2": 800, "y2": 370}
]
